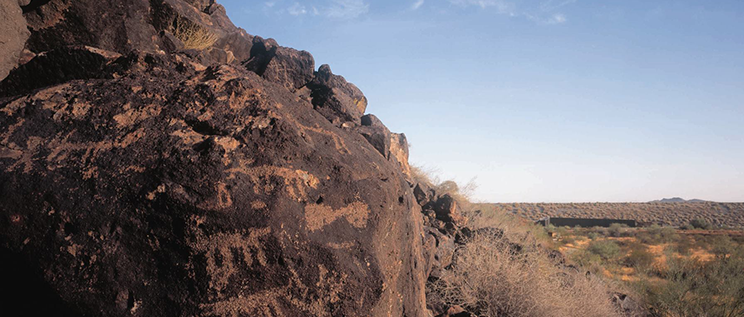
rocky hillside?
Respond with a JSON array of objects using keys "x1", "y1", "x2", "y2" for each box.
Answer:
[
  {"x1": 0, "y1": 1, "x2": 443, "y2": 316},
  {"x1": 487, "y1": 202, "x2": 744, "y2": 228}
]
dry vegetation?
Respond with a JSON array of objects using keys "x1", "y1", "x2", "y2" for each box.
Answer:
[
  {"x1": 413, "y1": 167, "x2": 625, "y2": 317},
  {"x1": 552, "y1": 225, "x2": 744, "y2": 317},
  {"x1": 171, "y1": 16, "x2": 218, "y2": 50},
  {"x1": 414, "y1": 166, "x2": 744, "y2": 316},
  {"x1": 431, "y1": 231, "x2": 621, "y2": 317},
  {"x1": 486, "y1": 202, "x2": 744, "y2": 228}
]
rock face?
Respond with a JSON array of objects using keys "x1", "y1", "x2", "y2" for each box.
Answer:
[
  {"x1": 0, "y1": 0, "x2": 428, "y2": 316},
  {"x1": 22, "y1": 0, "x2": 253, "y2": 64},
  {"x1": 0, "y1": 0, "x2": 30, "y2": 80}
]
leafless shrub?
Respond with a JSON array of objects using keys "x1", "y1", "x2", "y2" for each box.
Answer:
[
  {"x1": 431, "y1": 232, "x2": 622, "y2": 317},
  {"x1": 171, "y1": 16, "x2": 218, "y2": 50}
]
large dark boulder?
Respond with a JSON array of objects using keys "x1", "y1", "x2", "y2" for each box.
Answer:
[
  {"x1": 0, "y1": 46, "x2": 121, "y2": 98},
  {"x1": 0, "y1": 0, "x2": 30, "y2": 81},
  {"x1": 414, "y1": 182, "x2": 435, "y2": 206},
  {"x1": 307, "y1": 64, "x2": 368, "y2": 124},
  {"x1": 433, "y1": 194, "x2": 465, "y2": 224},
  {"x1": 22, "y1": 0, "x2": 253, "y2": 62},
  {"x1": 358, "y1": 114, "x2": 392, "y2": 158},
  {"x1": 243, "y1": 37, "x2": 315, "y2": 91},
  {"x1": 0, "y1": 47, "x2": 427, "y2": 317}
]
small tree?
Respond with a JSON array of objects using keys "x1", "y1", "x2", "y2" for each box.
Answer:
[{"x1": 690, "y1": 218, "x2": 712, "y2": 230}]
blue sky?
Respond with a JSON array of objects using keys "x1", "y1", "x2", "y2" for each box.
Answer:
[{"x1": 220, "y1": 0, "x2": 744, "y2": 202}]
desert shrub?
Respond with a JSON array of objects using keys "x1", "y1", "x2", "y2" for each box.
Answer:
[
  {"x1": 588, "y1": 232, "x2": 599, "y2": 240},
  {"x1": 639, "y1": 245, "x2": 744, "y2": 317},
  {"x1": 681, "y1": 223, "x2": 695, "y2": 230},
  {"x1": 571, "y1": 249, "x2": 602, "y2": 268},
  {"x1": 432, "y1": 232, "x2": 621, "y2": 317},
  {"x1": 690, "y1": 218, "x2": 712, "y2": 230},
  {"x1": 595, "y1": 227, "x2": 609, "y2": 237},
  {"x1": 675, "y1": 236, "x2": 695, "y2": 256},
  {"x1": 608, "y1": 223, "x2": 629, "y2": 237},
  {"x1": 587, "y1": 240, "x2": 621, "y2": 260},
  {"x1": 637, "y1": 225, "x2": 679, "y2": 244},
  {"x1": 709, "y1": 236, "x2": 736, "y2": 257},
  {"x1": 623, "y1": 243, "x2": 655, "y2": 270},
  {"x1": 172, "y1": 16, "x2": 218, "y2": 50},
  {"x1": 562, "y1": 235, "x2": 576, "y2": 245}
]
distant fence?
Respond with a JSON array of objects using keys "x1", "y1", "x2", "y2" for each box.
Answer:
[{"x1": 536, "y1": 217, "x2": 637, "y2": 228}]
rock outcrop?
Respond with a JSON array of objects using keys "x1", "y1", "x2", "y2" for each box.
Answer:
[
  {"x1": 0, "y1": 0, "x2": 30, "y2": 80},
  {"x1": 0, "y1": 0, "x2": 428, "y2": 316}
]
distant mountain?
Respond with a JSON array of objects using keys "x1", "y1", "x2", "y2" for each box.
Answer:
[{"x1": 651, "y1": 197, "x2": 708, "y2": 203}]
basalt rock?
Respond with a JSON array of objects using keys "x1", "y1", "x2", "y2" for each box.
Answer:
[
  {"x1": 389, "y1": 133, "x2": 412, "y2": 180},
  {"x1": 1, "y1": 0, "x2": 430, "y2": 314},
  {"x1": 0, "y1": 0, "x2": 30, "y2": 81},
  {"x1": 433, "y1": 194, "x2": 466, "y2": 225},
  {"x1": 22, "y1": 0, "x2": 253, "y2": 63},
  {"x1": 414, "y1": 182, "x2": 435, "y2": 206},
  {"x1": 0, "y1": 48, "x2": 427, "y2": 316},
  {"x1": 244, "y1": 36, "x2": 315, "y2": 91},
  {"x1": 0, "y1": 46, "x2": 121, "y2": 98},
  {"x1": 358, "y1": 114, "x2": 392, "y2": 158},
  {"x1": 307, "y1": 64, "x2": 368, "y2": 124}
]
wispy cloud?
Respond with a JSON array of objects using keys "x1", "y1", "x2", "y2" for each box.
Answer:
[
  {"x1": 287, "y1": 2, "x2": 307, "y2": 16},
  {"x1": 546, "y1": 13, "x2": 567, "y2": 24},
  {"x1": 264, "y1": 0, "x2": 369, "y2": 19},
  {"x1": 447, "y1": 0, "x2": 574, "y2": 24},
  {"x1": 448, "y1": 0, "x2": 514, "y2": 12},
  {"x1": 412, "y1": 0, "x2": 425, "y2": 10},
  {"x1": 326, "y1": 0, "x2": 369, "y2": 19}
]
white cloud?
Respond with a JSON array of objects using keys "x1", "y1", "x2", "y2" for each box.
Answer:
[
  {"x1": 288, "y1": 2, "x2": 307, "y2": 15},
  {"x1": 412, "y1": 0, "x2": 425, "y2": 10},
  {"x1": 264, "y1": 1, "x2": 276, "y2": 8}
]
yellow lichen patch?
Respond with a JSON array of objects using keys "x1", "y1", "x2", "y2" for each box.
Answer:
[
  {"x1": 118, "y1": 165, "x2": 146, "y2": 174},
  {"x1": 32, "y1": 83, "x2": 72, "y2": 102},
  {"x1": 200, "y1": 255, "x2": 352, "y2": 316},
  {"x1": 113, "y1": 104, "x2": 161, "y2": 127},
  {"x1": 0, "y1": 146, "x2": 22, "y2": 160},
  {"x1": 225, "y1": 165, "x2": 319, "y2": 200},
  {"x1": 70, "y1": 102, "x2": 92, "y2": 119},
  {"x1": 5, "y1": 136, "x2": 44, "y2": 173},
  {"x1": 305, "y1": 201, "x2": 371, "y2": 232},
  {"x1": 82, "y1": 166, "x2": 98, "y2": 179},
  {"x1": 277, "y1": 110, "x2": 351, "y2": 155},
  {"x1": 170, "y1": 121, "x2": 207, "y2": 145},
  {"x1": 118, "y1": 128, "x2": 146, "y2": 148},
  {"x1": 67, "y1": 244, "x2": 81, "y2": 256},
  {"x1": 192, "y1": 227, "x2": 272, "y2": 293},
  {"x1": 250, "y1": 201, "x2": 267, "y2": 209},
  {"x1": 300, "y1": 124, "x2": 350, "y2": 154},
  {"x1": 327, "y1": 241, "x2": 355, "y2": 249},
  {"x1": 0, "y1": 97, "x2": 29, "y2": 116},
  {"x1": 214, "y1": 136, "x2": 240, "y2": 152}
]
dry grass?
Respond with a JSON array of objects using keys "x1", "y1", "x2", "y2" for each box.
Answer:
[
  {"x1": 413, "y1": 166, "x2": 626, "y2": 316},
  {"x1": 171, "y1": 16, "x2": 218, "y2": 50},
  {"x1": 431, "y1": 231, "x2": 622, "y2": 317}
]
